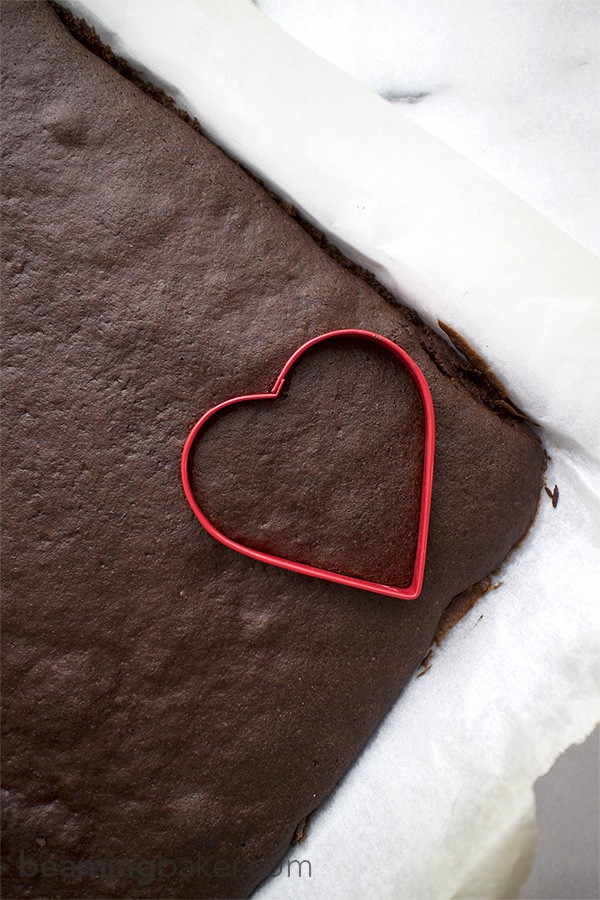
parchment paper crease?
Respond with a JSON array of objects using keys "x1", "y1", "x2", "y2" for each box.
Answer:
[{"x1": 60, "y1": 1, "x2": 600, "y2": 896}]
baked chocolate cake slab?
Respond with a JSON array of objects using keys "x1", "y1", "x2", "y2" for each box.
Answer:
[{"x1": 1, "y1": 2, "x2": 544, "y2": 898}]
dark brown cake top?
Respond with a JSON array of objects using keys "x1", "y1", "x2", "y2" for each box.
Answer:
[{"x1": 1, "y1": 3, "x2": 543, "y2": 898}]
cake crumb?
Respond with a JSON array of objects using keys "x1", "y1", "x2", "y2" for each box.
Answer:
[
  {"x1": 293, "y1": 817, "x2": 308, "y2": 843},
  {"x1": 417, "y1": 648, "x2": 434, "y2": 677}
]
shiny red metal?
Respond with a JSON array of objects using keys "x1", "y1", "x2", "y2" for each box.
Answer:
[{"x1": 181, "y1": 329, "x2": 435, "y2": 599}]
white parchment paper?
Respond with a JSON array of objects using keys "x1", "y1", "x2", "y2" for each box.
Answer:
[{"x1": 61, "y1": 2, "x2": 600, "y2": 896}]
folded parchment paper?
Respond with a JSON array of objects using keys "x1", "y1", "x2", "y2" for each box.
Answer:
[{"x1": 61, "y1": 2, "x2": 600, "y2": 896}]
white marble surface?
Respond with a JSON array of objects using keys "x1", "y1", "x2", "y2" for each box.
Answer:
[{"x1": 257, "y1": 0, "x2": 600, "y2": 256}]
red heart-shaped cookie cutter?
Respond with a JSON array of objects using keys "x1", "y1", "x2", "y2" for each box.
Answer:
[{"x1": 181, "y1": 329, "x2": 435, "y2": 599}]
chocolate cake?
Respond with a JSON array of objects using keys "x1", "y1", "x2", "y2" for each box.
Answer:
[{"x1": 1, "y1": 2, "x2": 544, "y2": 897}]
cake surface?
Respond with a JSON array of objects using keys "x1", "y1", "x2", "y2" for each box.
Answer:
[{"x1": 1, "y1": 3, "x2": 544, "y2": 898}]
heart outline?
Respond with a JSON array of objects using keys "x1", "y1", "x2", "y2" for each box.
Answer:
[{"x1": 181, "y1": 329, "x2": 435, "y2": 600}]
